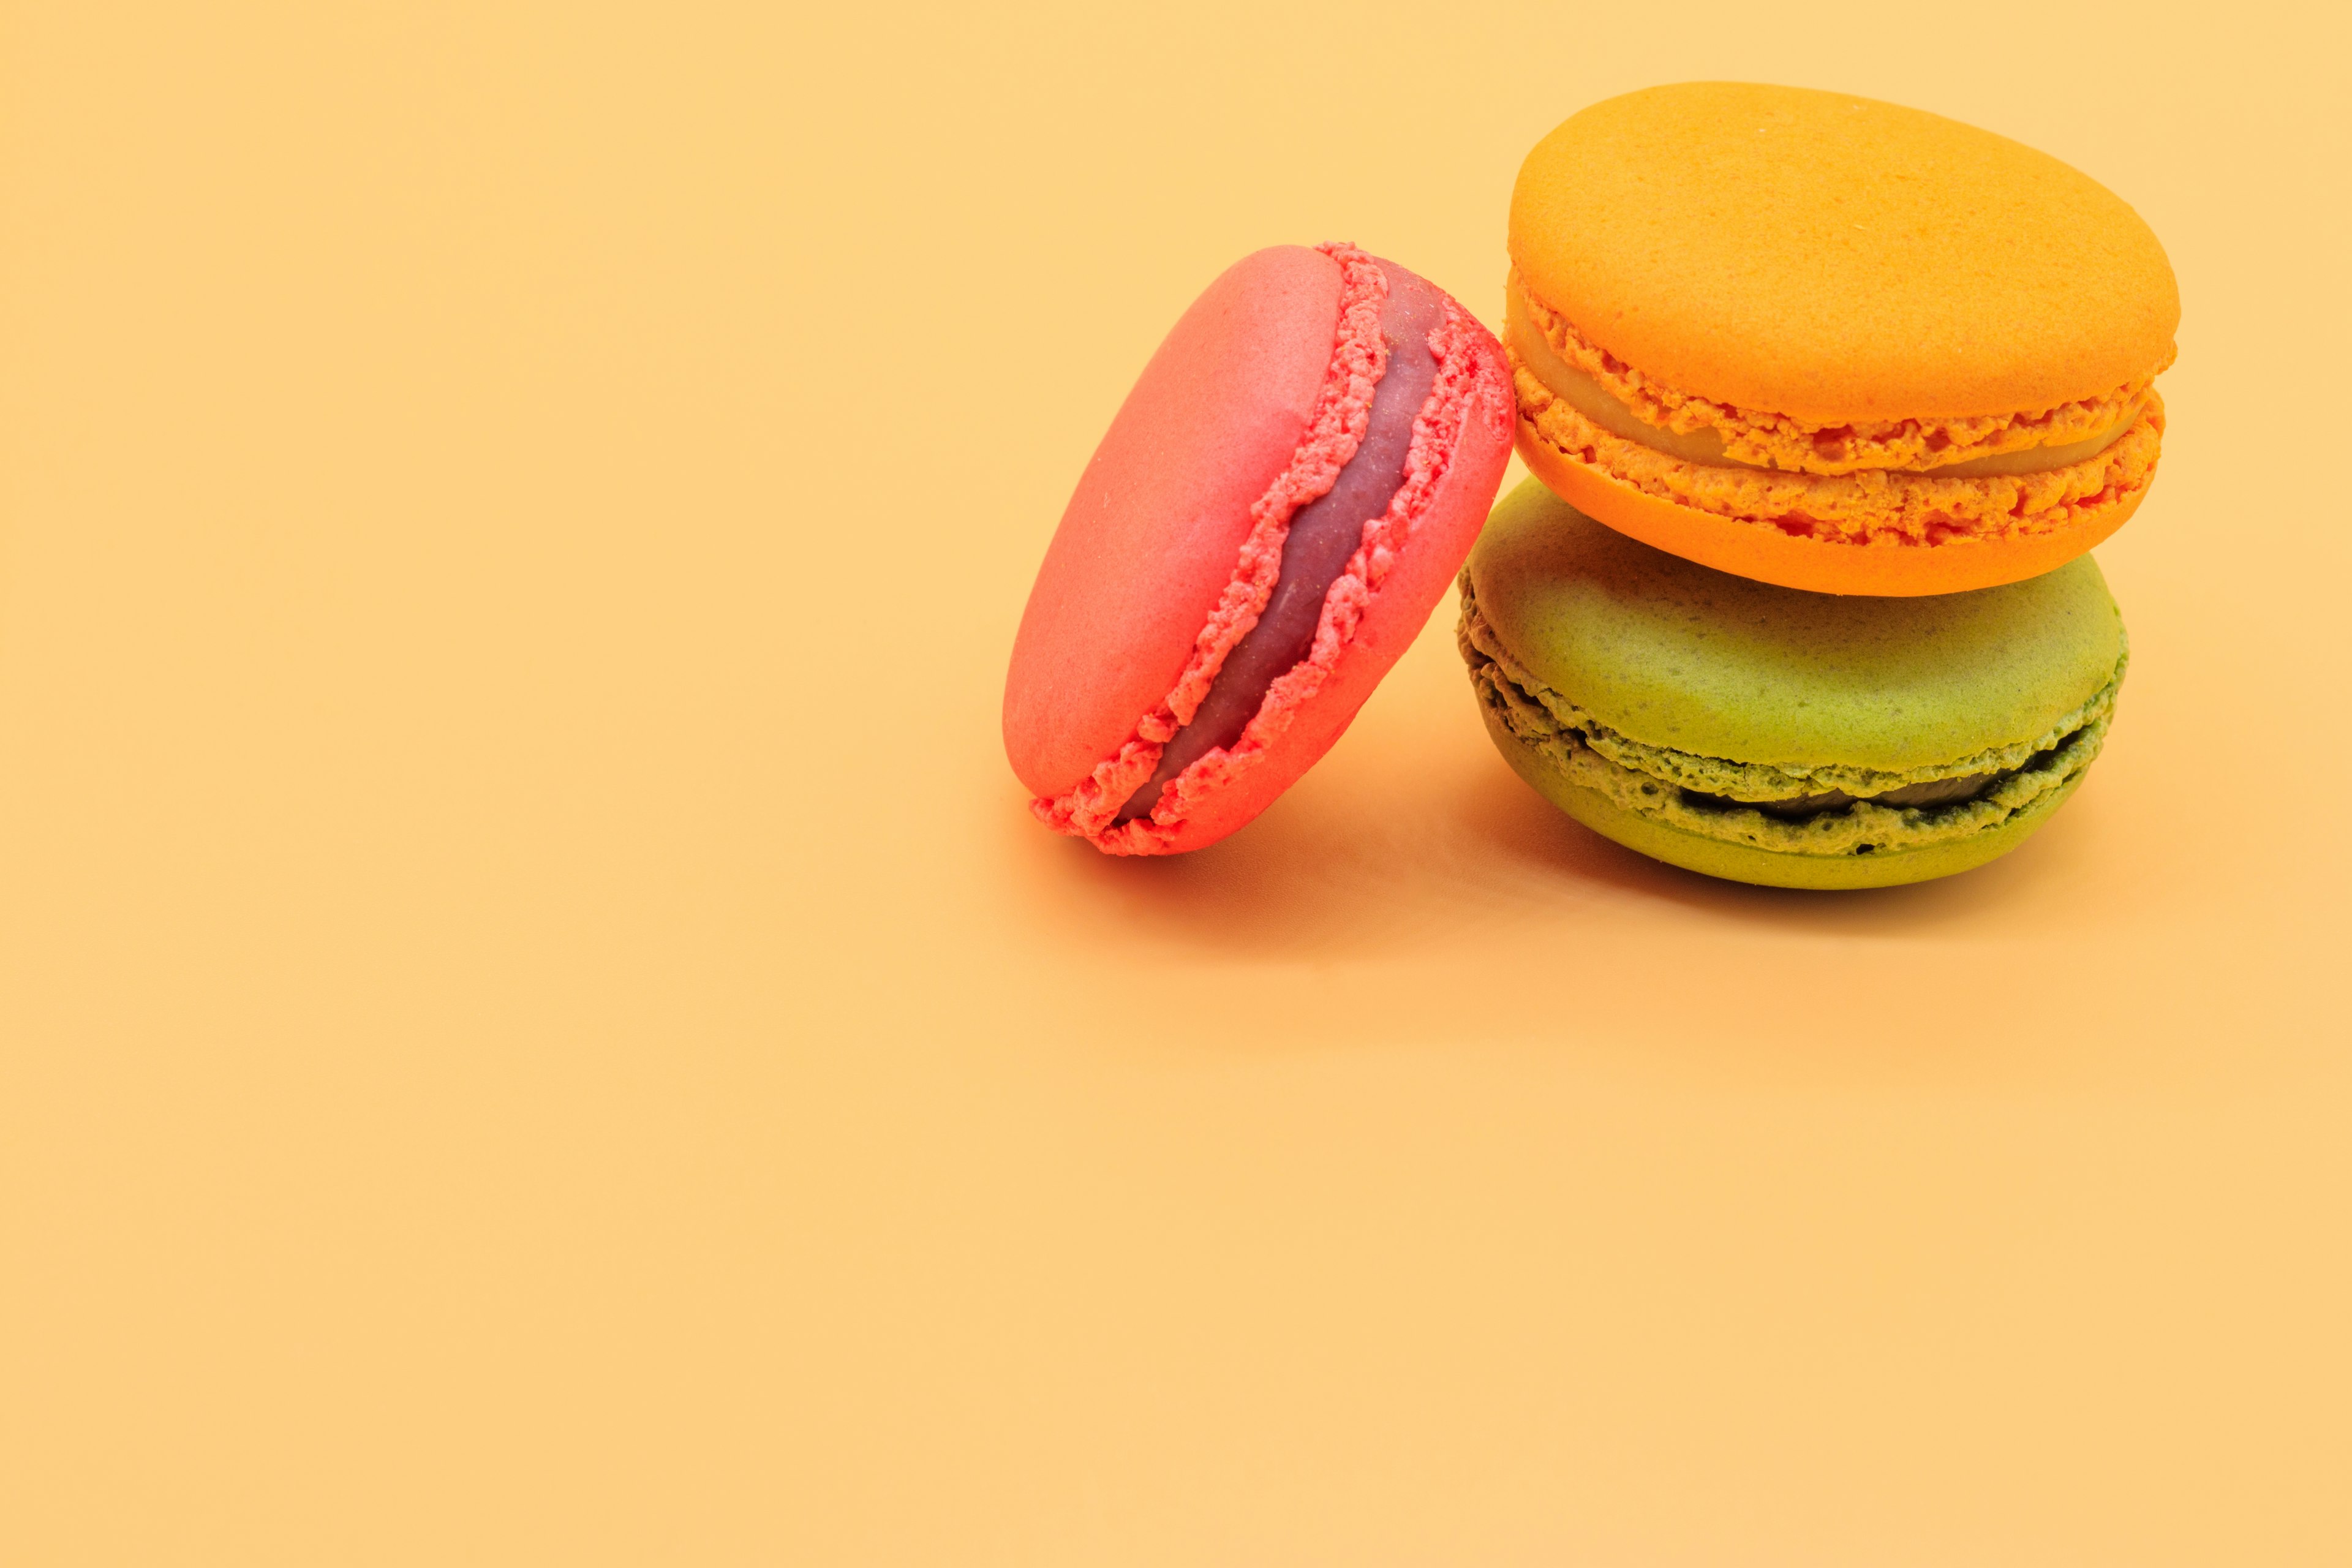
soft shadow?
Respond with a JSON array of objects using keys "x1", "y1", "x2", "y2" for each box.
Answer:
[
  {"x1": 998, "y1": 756, "x2": 1605, "y2": 961},
  {"x1": 1001, "y1": 747, "x2": 2091, "y2": 959},
  {"x1": 1461, "y1": 774, "x2": 2070, "y2": 941}
]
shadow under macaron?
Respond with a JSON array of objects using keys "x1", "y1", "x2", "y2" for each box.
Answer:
[{"x1": 1003, "y1": 737, "x2": 2098, "y2": 965}]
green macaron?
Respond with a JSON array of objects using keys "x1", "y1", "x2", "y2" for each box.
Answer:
[{"x1": 1459, "y1": 480, "x2": 2128, "y2": 889}]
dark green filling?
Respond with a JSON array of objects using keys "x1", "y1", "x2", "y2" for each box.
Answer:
[{"x1": 1675, "y1": 734, "x2": 2079, "y2": 821}]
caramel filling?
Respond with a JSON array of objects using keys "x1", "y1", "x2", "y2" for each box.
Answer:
[{"x1": 1504, "y1": 292, "x2": 2140, "y2": 479}]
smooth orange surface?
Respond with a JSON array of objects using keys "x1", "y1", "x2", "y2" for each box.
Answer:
[
  {"x1": 1518, "y1": 426, "x2": 2145, "y2": 595},
  {"x1": 3, "y1": 5, "x2": 2348, "y2": 1566},
  {"x1": 1510, "y1": 83, "x2": 2181, "y2": 421}
]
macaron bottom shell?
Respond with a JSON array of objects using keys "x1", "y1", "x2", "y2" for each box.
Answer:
[
  {"x1": 1515, "y1": 423, "x2": 2146, "y2": 598},
  {"x1": 1478, "y1": 699, "x2": 2086, "y2": 890}
]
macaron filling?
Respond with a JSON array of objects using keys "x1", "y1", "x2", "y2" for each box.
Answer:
[
  {"x1": 1501, "y1": 271, "x2": 2171, "y2": 552},
  {"x1": 1518, "y1": 371, "x2": 2163, "y2": 549},
  {"x1": 1114, "y1": 270, "x2": 1446, "y2": 821},
  {"x1": 1504, "y1": 290, "x2": 2141, "y2": 479},
  {"x1": 1458, "y1": 578, "x2": 2124, "y2": 859},
  {"x1": 1680, "y1": 759, "x2": 2027, "y2": 820}
]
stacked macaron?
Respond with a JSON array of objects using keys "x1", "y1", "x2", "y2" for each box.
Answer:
[{"x1": 1464, "y1": 83, "x2": 2177, "y2": 886}]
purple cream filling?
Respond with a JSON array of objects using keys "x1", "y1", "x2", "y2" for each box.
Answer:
[{"x1": 1114, "y1": 265, "x2": 1448, "y2": 824}]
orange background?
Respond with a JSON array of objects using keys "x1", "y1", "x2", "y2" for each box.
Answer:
[{"x1": 4, "y1": 2, "x2": 2348, "y2": 1562}]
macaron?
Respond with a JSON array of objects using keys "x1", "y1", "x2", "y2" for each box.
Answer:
[
  {"x1": 1460, "y1": 480, "x2": 2127, "y2": 889},
  {"x1": 1006, "y1": 243, "x2": 1515, "y2": 855},
  {"x1": 1507, "y1": 83, "x2": 2178, "y2": 597}
]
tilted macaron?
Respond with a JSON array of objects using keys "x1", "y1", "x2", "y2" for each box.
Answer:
[
  {"x1": 1006, "y1": 243, "x2": 1515, "y2": 854},
  {"x1": 1507, "y1": 83, "x2": 2178, "y2": 597},
  {"x1": 1460, "y1": 480, "x2": 2127, "y2": 889}
]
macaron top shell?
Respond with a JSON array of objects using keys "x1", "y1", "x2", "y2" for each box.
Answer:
[
  {"x1": 1510, "y1": 82, "x2": 2180, "y2": 422},
  {"x1": 1466, "y1": 480, "x2": 2125, "y2": 773},
  {"x1": 1005, "y1": 243, "x2": 1516, "y2": 854},
  {"x1": 1006, "y1": 245, "x2": 1343, "y2": 794}
]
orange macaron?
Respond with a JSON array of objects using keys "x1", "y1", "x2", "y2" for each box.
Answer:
[{"x1": 1507, "y1": 83, "x2": 2179, "y2": 596}]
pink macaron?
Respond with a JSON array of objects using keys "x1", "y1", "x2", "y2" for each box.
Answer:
[{"x1": 1005, "y1": 243, "x2": 1515, "y2": 855}]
